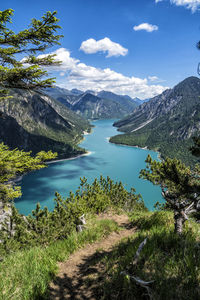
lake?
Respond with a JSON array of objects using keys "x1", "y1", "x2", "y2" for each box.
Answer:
[{"x1": 15, "y1": 119, "x2": 163, "y2": 215}]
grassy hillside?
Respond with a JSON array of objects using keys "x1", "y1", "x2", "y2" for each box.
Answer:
[
  {"x1": 0, "y1": 218, "x2": 119, "y2": 300},
  {"x1": 0, "y1": 176, "x2": 199, "y2": 299},
  {"x1": 99, "y1": 211, "x2": 200, "y2": 300},
  {"x1": 0, "y1": 176, "x2": 144, "y2": 299},
  {"x1": 1, "y1": 210, "x2": 199, "y2": 299}
]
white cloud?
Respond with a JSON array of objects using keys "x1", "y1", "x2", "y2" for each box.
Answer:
[
  {"x1": 79, "y1": 37, "x2": 128, "y2": 57},
  {"x1": 37, "y1": 47, "x2": 80, "y2": 71},
  {"x1": 148, "y1": 76, "x2": 166, "y2": 83},
  {"x1": 133, "y1": 23, "x2": 158, "y2": 32},
  {"x1": 41, "y1": 48, "x2": 168, "y2": 99},
  {"x1": 155, "y1": 0, "x2": 200, "y2": 12},
  {"x1": 148, "y1": 76, "x2": 159, "y2": 82},
  {"x1": 171, "y1": 0, "x2": 200, "y2": 12}
]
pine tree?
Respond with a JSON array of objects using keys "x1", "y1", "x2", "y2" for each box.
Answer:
[
  {"x1": 0, "y1": 9, "x2": 62, "y2": 205},
  {"x1": 0, "y1": 143, "x2": 57, "y2": 205},
  {"x1": 190, "y1": 136, "x2": 200, "y2": 158},
  {"x1": 0, "y1": 9, "x2": 63, "y2": 100},
  {"x1": 140, "y1": 155, "x2": 200, "y2": 234}
]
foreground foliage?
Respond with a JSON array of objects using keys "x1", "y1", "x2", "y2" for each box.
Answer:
[
  {"x1": 0, "y1": 143, "x2": 57, "y2": 204},
  {"x1": 0, "y1": 9, "x2": 62, "y2": 100},
  {"x1": 93, "y1": 211, "x2": 200, "y2": 300},
  {"x1": 0, "y1": 192, "x2": 199, "y2": 299},
  {"x1": 139, "y1": 135, "x2": 200, "y2": 235},
  {"x1": 0, "y1": 218, "x2": 119, "y2": 300},
  {"x1": 140, "y1": 155, "x2": 200, "y2": 234},
  {"x1": 0, "y1": 176, "x2": 145, "y2": 256},
  {"x1": 190, "y1": 136, "x2": 200, "y2": 158}
]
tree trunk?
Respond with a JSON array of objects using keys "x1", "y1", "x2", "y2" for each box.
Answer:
[{"x1": 174, "y1": 210, "x2": 186, "y2": 235}]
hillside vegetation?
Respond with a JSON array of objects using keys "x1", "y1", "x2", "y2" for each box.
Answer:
[
  {"x1": 0, "y1": 8, "x2": 199, "y2": 300},
  {"x1": 98, "y1": 211, "x2": 200, "y2": 300},
  {"x1": 0, "y1": 89, "x2": 91, "y2": 158},
  {"x1": 0, "y1": 176, "x2": 199, "y2": 299},
  {"x1": 0, "y1": 176, "x2": 144, "y2": 299},
  {"x1": 111, "y1": 76, "x2": 200, "y2": 166}
]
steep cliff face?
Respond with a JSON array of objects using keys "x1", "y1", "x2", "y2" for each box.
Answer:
[
  {"x1": 0, "y1": 114, "x2": 79, "y2": 158},
  {"x1": 0, "y1": 89, "x2": 91, "y2": 158},
  {"x1": 113, "y1": 88, "x2": 183, "y2": 132},
  {"x1": 111, "y1": 77, "x2": 200, "y2": 165}
]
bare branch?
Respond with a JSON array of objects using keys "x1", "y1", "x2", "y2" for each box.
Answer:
[
  {"x1": 185, "y1": 202, "x2": 194, "y2": 214},
  {"x1": 121, "y1": 271, "x2": 154, "y2": 300},
  {"x1": 132, "y1": 238, "x2": 147, "y2": 265},
  {"x1": 132, "y1": 276, "x2": 154, "y2": 300}
]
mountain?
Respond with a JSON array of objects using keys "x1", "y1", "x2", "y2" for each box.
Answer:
[
  {"x1": 72, "y1": 92, "x2": 133, "y2": 119},
  {"x1": 70, "y1": 88, "x2": 83, "y2": 95},
  {"x1": 132, "y1": 97, "x2": 149, "y2": 105},
  {"x1": 44, "y1": 87, "x2": 79, "y2": 109},
  {"x1": 85, "y1": 89, "x2": 96, "y2": 95},
  {"x1": 44, "y1": 87, "x2": 141, "y2": 119},
  {"x1": 0, "y1": 88, "x2": 91, "y2": 158},
  {"x1": 110, "y1": 76, "x2": 200, "y2": 166},
  {"x1": 97, "y1": 91, "x2": 138, "y2": 112}
]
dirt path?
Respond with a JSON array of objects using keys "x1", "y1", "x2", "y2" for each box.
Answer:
[{"x1": 49, "y1": 214, "x2": 135, "y2": 300}]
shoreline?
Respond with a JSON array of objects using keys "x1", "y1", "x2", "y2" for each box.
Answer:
[
  {"x1": 47, "y1": 151, "x2": 92, "y2": 164},
  {"x1": 13, "y1": 130, "x2": 93, "y2": 182},
  {"x1": 109, "y1": 138, "x2": 149, "y2": 151},
  {"x1": 48, "y1": 126, "x2": 94, "y2": 165},
  {"x1": 76, "y1": 127, "x2": 94, "y2": 145},
  {"x1": 48, "y1": 128, "x2": 94, "y2": 164},
  {"x1": 11, "y1": 153, "x2": 93, "y2": 182},
  {"x1": 109, "y1": 138, "x2": 160, "y2": 159}
]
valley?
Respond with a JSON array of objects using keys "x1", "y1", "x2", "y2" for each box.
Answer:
[
  {"x1": 10, "y1": 76, "x2": 200, "y2": 215},
  {"x1": 0, "y1": 3, "x2": 200, "y2": 299},
  {"x1": 15, "y1": 119, "x2": 163, "y2": 215}
]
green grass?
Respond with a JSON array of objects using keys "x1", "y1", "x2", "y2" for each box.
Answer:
[
  {"x1": 1, "y1": 208, "x2": 199, "y2": 299},
  {"x1": 86, "y1": 211, "x2": 200, "y2": 300},
  {"x1": 0, "y1": 218, "x2": 119, "y2": 300}
]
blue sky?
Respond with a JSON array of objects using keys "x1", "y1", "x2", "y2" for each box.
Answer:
[{"x1": 2, "y1": 0, "x2": 200, "y2": 99}]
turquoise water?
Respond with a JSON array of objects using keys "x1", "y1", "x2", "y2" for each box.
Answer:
[{"x1": 15, "y1": 119, "x2": 163, "y2": 215}]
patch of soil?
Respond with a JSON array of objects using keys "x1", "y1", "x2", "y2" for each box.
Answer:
[{"x1": 49, "y1": 214, "x2": 135, "y2": 299}]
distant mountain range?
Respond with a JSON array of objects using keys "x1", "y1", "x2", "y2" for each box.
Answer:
[
  {"x1": 0, "y1": 85, "x2": 147, "y2": 158},
  {"x1": 110, "y1": 76, "x2": 200, "y2": 166},
  {"x1": 132, "y1": 97, "x2": 149, "y2": 105},
  {"x1": 0, "y1": 89, "x2": 91, "y2": 158},
  {"x1": 44, "y1": 87, "x2": 147, "y2": 119}
]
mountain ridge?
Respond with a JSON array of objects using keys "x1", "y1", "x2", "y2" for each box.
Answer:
[
  {"x1": 110, "y1": 76, "x2": 200, "y2": 166},
  {"x1": 0, "y1": 88, "x2": 91, "y2": 158},
  {"x1": 44, "y1": 86, "x2": 145, "y2": 119}
]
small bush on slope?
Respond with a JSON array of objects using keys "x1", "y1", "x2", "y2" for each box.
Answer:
[{"x1": 0, "y1": 176, "x2": 145, "y2": 256}]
